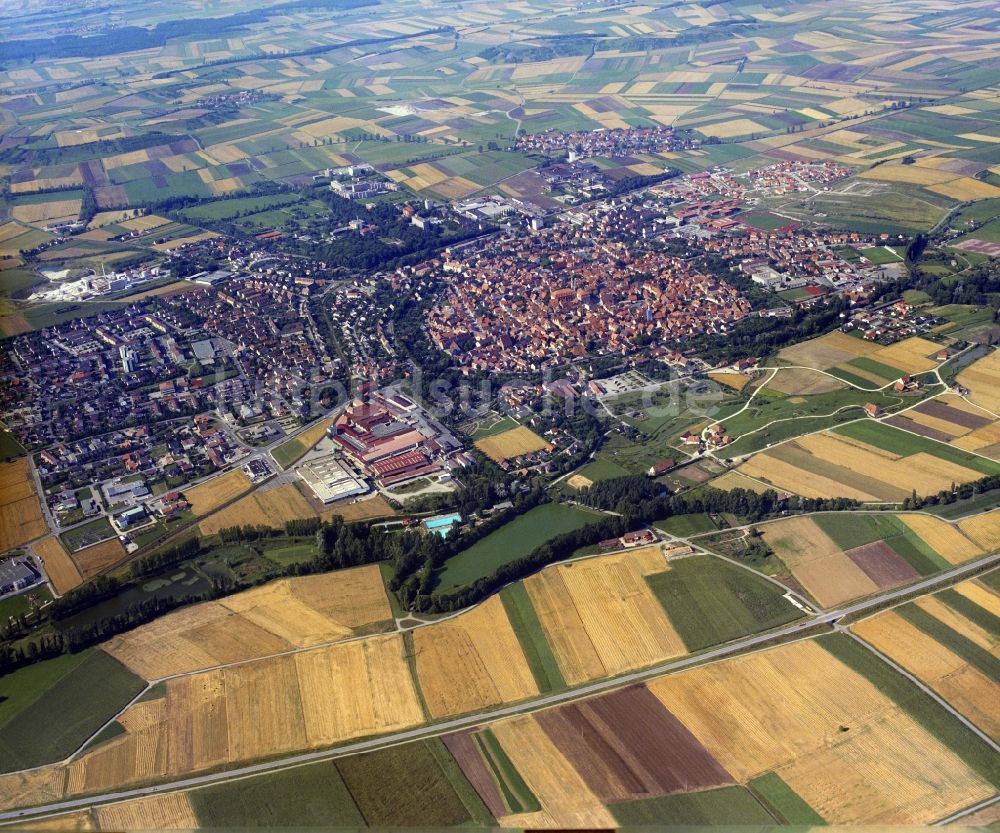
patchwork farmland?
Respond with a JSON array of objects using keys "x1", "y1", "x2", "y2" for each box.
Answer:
[{"x1": 747, "y1": 513, "x2": 982, "y2": 608}]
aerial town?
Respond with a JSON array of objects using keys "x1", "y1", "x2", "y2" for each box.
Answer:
[{"x1": 2, "y1": 0, "x2": 1000, "y2": 827}]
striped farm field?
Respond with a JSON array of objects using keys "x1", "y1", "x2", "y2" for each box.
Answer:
[
  {"x1": 475, "y1": 426, "x2": 549, "y2": 463},
  {"x1": 738, "y1": 422, "x2": 1000, "y2": 503},
  {"x1": 524, "y1": 546, "x2": 685, "y2": 686},
  {"x1": 958, "y1": 349, "x2": 1000, "y2": 414},
  {"x1": 852, "y1": 587, "x2": 1000, "y2": 739},
  {"x1": 412, "y1": 594, "x2": 540, "y2": 718},
  {"x1": 102, "y1": 565, "x2": 394, "y2": 679},
  {"x1": 646, "y1": 638, "x2": 996, "y2": 823},
  {"x1": 182, "y1": 469, "x2": 252, "y2": 517},
  {"x1": 867, "y1": 337, "x2": 942, "y2": 374},
  {"x1": 484, "y1": 715, "x2": 615, "y2": 828}
]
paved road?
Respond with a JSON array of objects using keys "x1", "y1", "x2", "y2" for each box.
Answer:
[{"x1": 5, "y1": 549, "x2": 999, "y2": 823}]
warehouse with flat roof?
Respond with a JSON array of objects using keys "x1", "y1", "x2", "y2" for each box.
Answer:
[{"x1": 298, "y1": 455, "x2": 369, "y2": 504}]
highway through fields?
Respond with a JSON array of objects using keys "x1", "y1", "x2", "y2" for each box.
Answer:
[{"x1": 3, "y1": 549, "x2": 999, "y2": 823}]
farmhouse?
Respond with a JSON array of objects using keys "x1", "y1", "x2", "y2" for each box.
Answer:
[{"x1": 863, "y1": 403, "x2": 882, "y2": 417}]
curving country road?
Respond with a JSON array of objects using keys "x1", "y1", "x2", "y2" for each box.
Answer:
[{"x1": 4, "y1": 549, "x2": 999, "y2": 823}]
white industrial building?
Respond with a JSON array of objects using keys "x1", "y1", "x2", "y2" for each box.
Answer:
[{"x1": 298, "y1": 454, "x2": 369, "y2": 504}]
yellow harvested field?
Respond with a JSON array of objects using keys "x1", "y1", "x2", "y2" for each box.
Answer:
[
  {"x1": 72, "y1": 537, "x2": 126, "y2": 579},
  {"x1": 321, "y1": 494, "x2": 396, "y2": 522},
  {"x1": 708, "y1": 371, "x2": 751, "y2": 391},
  {"x1": 566, "y1": 474, "x2": 593, "y2": 490},
  {"x1": 739, "y1": 453, "x2": 880, "y2": 502},
  {"x1": 958, "y1": 509, "x2": 1000, "y2": 551},
  {"x1": 871, "y1": 337, "x2": 941, "y2": 374},
  {"x1": 10, "y1": 200, "x2": 81, "y2": 226},
  {"x1": 793, "y1": 554, "x2": 879, "y2": 607},
  {"x1": 491, "y1": 716, "x2": 615, "y2": 828},
  {"x1": 766, "y1": 367, "x2": 847, "y2": 395},
  {"x1": 198, "y1": 482, "x2": 314, "y2": 535},
  {"x1": 33, "y1": 537, "x2": 82, "y2": 595},
  {"x1": 709, "y1": 470, "x2": 774, "y2": 494},
  {"x1": 413, "y1": 595, "x2": 538, "y2": 717},
  {"x1": 152, "y1": 231, "x2": 219, "y2": 251},
  {"x1": 118, "y1": 215, "x2": 171, "y2": 232},
  {"x1": 8, "y1": 810, "x2": 93, "y2": 830},
  {"x1": 859, "y1": 164, "x2": 953, "y2": 185},
  {"x1": 526, "y1": 546, "x2": 684, "y2": 685},
  {"x1": 0, "y1": 458, "x2": 47, "y2": 551},
  {"x1": 954, "y1": 579, "x2": 1000, "y2": 619},
  {"x1": 776, "y1": 712, "x2": 991, "y2": 823},
  {"x1": 94, "y1": 793, "x2": 198, "y2": 830},
  {"x1": 760, "y1": 515, "x2": 841, "y2": 567},
  {"x1": 104, "y1": 565, "x2": 393, "y2": 678},
  {"x1": 647, "y1": 640, "x2": 993, "y2": 823},
  {"x1": 68, "y1": 634, "x2": 423, "y2": 794},
  {"x1": 898, "y1": 514, "x2": 983, "y2": 564},
  {"x1": 958, "y1": 349, "x2": 1000, "y2": 413},
  {"x1": 0, "y1": 767, "x2": 69, "y2": 813},
  {"x1": 777, "y1": 330, "x2": 880, "y2": 369},
  {"x1": 475, "y1": 425, "x2": 549, "y2": 462},
  {"x1": 928, "y1": 178, "x2": 1000, "y2": 201},
  {"x1": 696, "y1": 118, "x2": 768, "y2": 138},
  {"x1": 183, "y1": 469, "x2": 252, "y2": 517},
  {"x1": 853, "y1": 611, "x2": 1000, "y2": 740}
]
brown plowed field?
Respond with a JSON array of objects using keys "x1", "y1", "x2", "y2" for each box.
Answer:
[
  {"x1": 442, "y1": 731, "x2": 507, "y2": 818},
  {"x1": 535, "y1": 685, "x2": 732, "y2": 802},
  {"x1": 913, "y1": 400, "x2": 991, "y2": 431},
  {"x1": 845, "y1": 541, "x2": 919, "y2": 589},
  {"x1": 72, "y1": 537, "x2": 126, "y2": 578}
]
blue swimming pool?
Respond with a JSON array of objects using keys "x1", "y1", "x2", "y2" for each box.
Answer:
[{"x1": 424, "y1": 513, "x2": 462, "y2": 535}]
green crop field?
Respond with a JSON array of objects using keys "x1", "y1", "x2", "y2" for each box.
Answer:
[
  {"x1": 191, "y1": 760, "x2": 365, "y2": 827},
  {"x1": 644, "y1": 554, "x2": 802, "y2": 651},
  {"x1": 576, "y1": 457, "x2": 631, "y2": 482},
  {"x1": 610, "y1": 786, "x2": 773, "y2": 825},
  {"x1": 0, "y1": 650, "x2": 144, "y2": 772},
  {"x1": 936, "y1": 589, "x2": 1000, "y2": 640},
  {"x1": 434, "y1": 503, "x2": 603, "y2": 591},
  {"x1": 749, "y1": 772, "x2": 825, "y2": 824},
  {"x1": 654, "y1": 513, "x2": 718, "y2": 537},
  {"x1": 336, "y1": 740, "x2": 494, "y2": 827}
]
